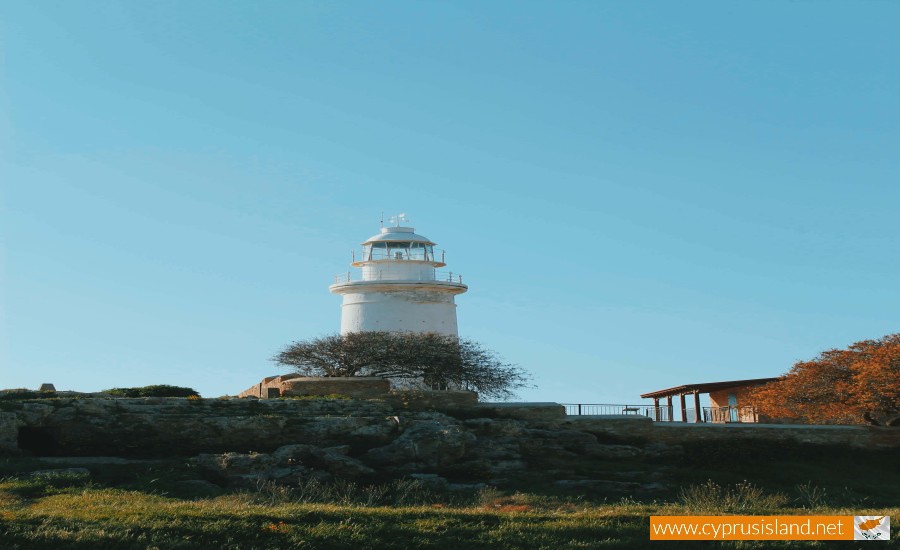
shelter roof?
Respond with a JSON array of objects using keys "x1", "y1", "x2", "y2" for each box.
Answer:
[{"x1": 640, "y1": 377, "x2": 779, "y2": 399}]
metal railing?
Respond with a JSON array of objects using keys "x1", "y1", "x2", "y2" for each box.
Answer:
[
  {"x1": 563, "y1": 404, "x2": 759, "y2": 423},
  {"x1": 563, "y1": 404, "x2": 673, "y2": 421},
  {"x1": 332, "y1": 270, "x2": 464, "y2": 285},
  {"x1": 703, "y1": 406, "x2": 758, "y2": 423}
]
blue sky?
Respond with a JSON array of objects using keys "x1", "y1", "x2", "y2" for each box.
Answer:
[{"x1": 2, "y1": 2, "x2": 897, "y2": 403}]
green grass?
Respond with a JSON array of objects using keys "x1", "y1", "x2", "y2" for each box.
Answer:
[{"x1": 0, "y1": 473, "x2": 896, "y2": 549}]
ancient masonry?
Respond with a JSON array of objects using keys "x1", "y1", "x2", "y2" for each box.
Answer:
[{"x1": 2, "y1": 391, "x2": 897, "y2": 494}]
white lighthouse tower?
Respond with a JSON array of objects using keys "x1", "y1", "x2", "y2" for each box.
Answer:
[{"x1": 330, "y1": 215, "x2": 467, "y2": 336}]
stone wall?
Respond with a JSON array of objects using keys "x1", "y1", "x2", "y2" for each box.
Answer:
[
  {"x1": 551, "y1": 415, "x2": 900, "y2": 448},
  {"x1": 238, "y1": 376, "x2": 391, "y2": 399},
  {"x1": 1, "y1": 397, "x2": 896, "y2": 495}
]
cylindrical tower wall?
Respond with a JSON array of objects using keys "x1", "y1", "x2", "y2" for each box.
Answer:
[{"x1": 339, "y1": 288, "x2": 459, "y2": 336}]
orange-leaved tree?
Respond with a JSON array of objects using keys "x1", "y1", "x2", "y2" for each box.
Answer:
[{"x1": 747, "y1": 334, "x2": 899, "y2": 425}]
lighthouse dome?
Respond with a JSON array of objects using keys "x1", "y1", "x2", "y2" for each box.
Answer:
[{"x1": 362, "y1": 226, "x2": 435, "y2": 245}]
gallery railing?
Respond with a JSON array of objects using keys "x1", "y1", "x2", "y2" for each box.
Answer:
[{"x1": 332, "y1": 271, "x2": 464, "y2": 284}]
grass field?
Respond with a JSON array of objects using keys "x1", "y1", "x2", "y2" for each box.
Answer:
[{"x1": 0, "y1": 467, "x2": 896, "y2": 549}]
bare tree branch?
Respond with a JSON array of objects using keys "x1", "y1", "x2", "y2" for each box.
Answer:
[{"x1": 272, "y1": 332, "x2": 530, "y2": 400}]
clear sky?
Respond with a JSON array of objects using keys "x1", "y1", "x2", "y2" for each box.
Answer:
[{"x1": 2, "y1": 2, "x2": 897, "y2": 404}]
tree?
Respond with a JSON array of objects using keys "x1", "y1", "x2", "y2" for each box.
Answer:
[
  {"x1": 746, "y1": 334, "x2": 900, "y2": 425},
  {"x1": 272, "y1": 332, "x2": 530, "y2": 400},
  {"x1": 102, "y1": 385, "x2": 200, "y2": 398}
]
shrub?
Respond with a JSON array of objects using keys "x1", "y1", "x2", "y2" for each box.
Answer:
[
  {"x1": 679, "y1": 480, "x2": 788, "y2": 513},
  {"x1": 794, "y1": 481, "x2": 829, "y2": 509},
  {"x1": 252, "y1": 478, "x2": 446, "y2": 507},
  {"x1": 0, "y1": 390, "x2": 41, "y2": 401},
  {"x1": 102, "y1": 385, "x2": 200, "y2": 398}
]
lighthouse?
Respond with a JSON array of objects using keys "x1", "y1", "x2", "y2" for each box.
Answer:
[{"x1": 330, "y1": 215, "x2": 467, "y2": 336}]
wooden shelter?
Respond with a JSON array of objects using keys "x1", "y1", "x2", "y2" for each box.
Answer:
[{"x1": 640, "y1": 377, "x2": 778, "y2": 423}]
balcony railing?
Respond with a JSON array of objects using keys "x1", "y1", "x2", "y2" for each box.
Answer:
[
  {"x1": 332, "y1": 270, "x2": 464, "y2": 285},
  {"x1": 563, "y1": 404, "x2": 673, "y2": 421},
  {"x1": 703, "y1": 406, "x2": 758, "y2": 423},
  {"x1": 563, "y1": 404, "x2": 760, "y2": 423}
]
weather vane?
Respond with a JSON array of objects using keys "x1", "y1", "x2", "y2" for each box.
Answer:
[{"x1": 388, "y1": 213, "x2": 409, "y2": 227}]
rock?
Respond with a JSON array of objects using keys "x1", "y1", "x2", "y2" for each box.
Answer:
[
  {"x1": 191, "y1": 452, "x2": 276, "y2": 474},
  {"x1": 387, "y1": 390, "x2": 478, "y2": 411},
  {"x1": 271, "y1": 444, "x2": 319, "y2": 464},
  {"x1": 191, "y1": 450, "x2": 309, "y2": 487},
  {"x1": 519, "y1": 429, "x2": 611, "y2": 457},
  {"x1": 463, "y1": 418, "x2": 525, "y2": 437},
  {"x1": 474, "y1": 403, "x2": 566, "y2": 420},
  {"x1": 363, "y1": 414, "x2": 475, "y2": 469},
  {"x1": 446, "y1": 482, "x2": 488, "y2": 492},
  {"x1": 638, "y1": 482, "x2": 667, "y2": 492},
  {"x1": 553, "y1": 479, "x2": 641, "y2": 494},
  {"x1": 38, "y1": 457, "x2": 158, "y2": 465},
  {"x1": 488, "y1": 459, "x2": 527, "y2": 474},
  {"x1": 362, "y1": 440, "x2": 418, "y2": 468},
  {"x1": 644, "y1": 442, "x2": 684, "y2": 458},
  {"x1": 323, "y1": 445, "x2": 351, "y2": 455},
  {"x1": 272, "y1": 444, "x2": 375, "y2": 479},
  {"x1": 349, "y1": 419, "x2": 399, "y2": 445},
  {"x1": 0, "y1": 413, "x2": 23, "y2": 453},
  {"x1": 408, "y1": 473, "x2": 448, "y2": 490},
  {"x1": 467, "y1": 437, "x2": 522, "y2": 460},
  {"x1": 584, "y1": 443, "x2": 643, "y2": 459},
  {"x1": 610, "y1": 471, "x2": 646, "y2": 481},
  {"x1": 30, "y1": 467, "x2": 90, "y2": 477},
  {"x1": 311, "y1": 452, "x2": 374, "y2": 479}
]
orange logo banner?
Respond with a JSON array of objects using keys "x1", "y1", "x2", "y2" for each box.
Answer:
[{"x1": 650, "y1": 516, "x2": 859, "y2": 541}]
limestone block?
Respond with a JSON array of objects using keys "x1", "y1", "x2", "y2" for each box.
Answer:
[
  {"x1": 30, "y1": 468, "x2": 90, "y2": 477},
  {"x1": 0, "y1": 413, "x2": 23, "y2": 453},
  {"x1": 282, "y1": 377, "x2": 391, "y2": 399},
  {"x1": 363, "y1": 414, "x2": 475, "y2": 469},
  {"x1": 386, "y1": 390, "x2": 478, "y2": 411},
  {"x1": 408, "y1": 473, "x2": 449, "y2": 490},
  {"x1": 272, "y1": 443, "x2": 375, "y2": 479},
  {"x1": 584, "y1": 444, "x2": 643, "y2": 459},
  {"x1": 474, "y1": 402, "x2": 566, "y2": 420},
  {"x1": 463, "y1": 418, "x2": 526, "y2": 437}
]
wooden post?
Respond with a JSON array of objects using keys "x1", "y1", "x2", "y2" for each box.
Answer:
[
  {"x1": 679, "y1": 393, "x2": 687, "y2": 422},
  {"x1": 666, "y1": 395, "x2": 673, "y2": 422},
  {"x1": 653, "y1": 398, "x2": 660, "y2": 421},
  {"x1": 694, "y1": 391, "x2": 702, "y2": 423}
]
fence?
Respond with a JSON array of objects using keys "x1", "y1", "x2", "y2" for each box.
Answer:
[
  {"x1": 562, "y1": 404, "x2": 673, "y2": 421},
  {"x1": 564, "y1": 404, "x2": 759, "y2": 423},
  {"x1": 703, "y1": 406, "x2": 758, "y2": 423}
]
